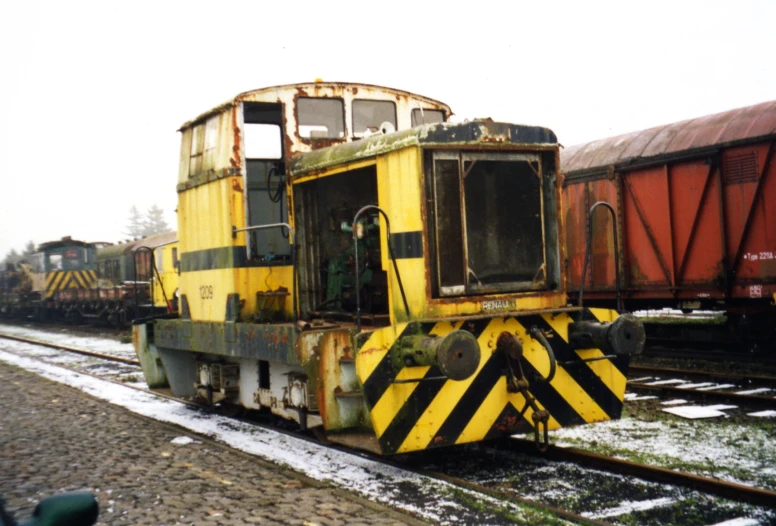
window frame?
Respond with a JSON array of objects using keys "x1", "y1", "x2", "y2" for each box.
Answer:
[
  {"x1": 430, "y1": 150, "x2": 547, "y2": 297},
  {"x1": 295, "y1": 97, "x2": 346, "y2": 139},
  {"x1": 412, "y1": 108, "x2": 446, "y2": 127},
  {"x1": 352, "y1": 99, "x2": 397, "y2": 137}
]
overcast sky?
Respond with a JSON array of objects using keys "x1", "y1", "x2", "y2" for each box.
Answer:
[{"x1": 1, "y1": 0, "x2": 773, "y2": 258}]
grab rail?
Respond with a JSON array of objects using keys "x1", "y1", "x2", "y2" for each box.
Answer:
[
  {"x1": 578, "y1": 201, "x2": 622, "y2": 312},
  {"x1": 352, "y1": 205, "x2": 410, "y2": 333}
]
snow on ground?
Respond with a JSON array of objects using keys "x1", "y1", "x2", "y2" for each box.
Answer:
[
  {"x1": 0, "y1": 325, "x2": 135, "y2": 360},
  {"x1": 663, "y1": 406, "x2": 729, "y2": 419},
  {"x1": 551, "y1": 416, "x2": 776, "y2": 488},
  {"x1": 676, "y1": 382, "x2": 716, "y2": 390},
  {"x1": 644, "y1": 379, "x2": 688, "y2": 386},
  {"x1": 583, "y1": 496, "x2": 676, "y2": 520},
  {"x1": 709, "y1": 518, "x2": 762, "y2": 526},
  {"x1": 0, "y1": 348, "x2": 527, "y2": 525},
  {"x1": 170, "y1": 436, "x2": 199, "y2": 445},
  {"x1": 748, "y1": 410, "x2": 776, "y2": 418},
  {"x1": 736, "y1": 388, "x2": 773, "y2": 395},
  {"x1": 698, "y1": 384, "x2": 737, "y2": 391}
]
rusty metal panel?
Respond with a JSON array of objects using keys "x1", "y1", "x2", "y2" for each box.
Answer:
[
  {"x1": 564, "y1": 177, "x2": 620, "y2": 291},
  {"x1": 562, "y1": 100, "x2": 776, "y2": 175},
  {"x1": 723, "y1": 142, "x2": 776, "y2": 299}
]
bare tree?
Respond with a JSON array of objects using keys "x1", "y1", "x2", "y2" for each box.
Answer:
[
  {"x1": 125, "y1": 206, "x2": 144, "y2": 238},
  {"x1": 142, "y1": 205, "x2": 171, "y2": 236}
]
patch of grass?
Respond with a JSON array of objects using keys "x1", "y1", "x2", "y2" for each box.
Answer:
[
  {"x1": 118, "y1": 333, "x2": 132, "y2": 344},
  {"x1": 120, "y1": 374, "x2": 139, "y2": 383},
  {"x1": 557, "y1": 417, "x2": 776, "y2": 490},
  {"x1": 444, "y1": 486, "x2": 568, "y2": 525}
]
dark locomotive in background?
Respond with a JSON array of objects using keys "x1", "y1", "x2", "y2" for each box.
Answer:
[{"x1": 0, "y1": 233, "x2": 177, "y2": 327}]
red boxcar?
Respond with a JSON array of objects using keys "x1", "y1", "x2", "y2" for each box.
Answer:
[{"x1": 562, "y1": 101, "x2": 776, "y2": 347}]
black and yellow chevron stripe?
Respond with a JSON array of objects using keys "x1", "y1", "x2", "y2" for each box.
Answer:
[
  {"x1": 355, "y1": 308, "x2": 628, "y2": 454},
  {"x1": 45, "y1": 270, "x2": 98, "y2": 299}
]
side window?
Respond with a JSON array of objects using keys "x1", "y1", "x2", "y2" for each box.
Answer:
[
  {"x1": 245, "y1": 124, "x2": 282, "y2": 159},
  {"x1": 155, "y1": 249, "x2": 164, "y2": 273},
  {"x1": 412, "y1": 109, "x2": 445, "y2": 127},
  {"x1": 353, "y1": 100, "x2": 397, "y2": 136},
  {"x1": 48, "y1": 254, "x2": 63, "y2": 271},
  {"x1": 297, "y1": 98, "x2": 345, "y2": 139},
  {"x1": 189, "y1": 124, "x2": 204, "y2": 176},
  {"x1": 203, "y1": 116, "x2": 219, "y2": 169}
]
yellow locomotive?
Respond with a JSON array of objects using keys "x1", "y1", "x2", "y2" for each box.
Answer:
[{"x1": 133, "y1": 82, "x2": 644, "y2": 454}]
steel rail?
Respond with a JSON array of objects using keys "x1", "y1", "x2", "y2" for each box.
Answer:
[
  {"x1": 506, "y1": 439, "x2": 776, "y2": 508},
  {"x1": 0, "y1": 332, "x2": 140, "y2": 366},
  {"x1": 628, "y1": 381, "x2": 775, "y2": 409},
  {"x1": 629, "y1": 365, "x2": 776, "y2": 388},
  {"x1": 642, "y1": 344, "x2": 776, "y2": 364}
]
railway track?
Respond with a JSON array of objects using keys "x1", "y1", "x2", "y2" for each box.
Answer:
[
  {"x1": 2, "y1": 330, "x2": 775, "y2": 524},
  {"x1": 0, "y1": 332, "x2": 140, "y2": 366},
  {"x1": 504, "y1": 439, "x2": 776, "y2": 509},
  {"x1": 629, "y1": 365, "x2": 776, "y2": 389},
  {"x1": 643, "y1": 343, "x2": 776, "y2": 364},
  {"x1": 627, "y1": 364, "x2": 776, "y2": 410}
]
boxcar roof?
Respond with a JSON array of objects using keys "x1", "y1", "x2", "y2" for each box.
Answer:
[
  {"x1": 180, "y1": 81, "x2": 452, "y2": 130},
  {"x1": 562, "y1": 100, "x2": 776, "y2": 175},
  {"x1": 96, "y1": 231, "x2": 176, "y2": 259},
  {"x1": 288, "y1": 120, "x2": 558, "y2": 177},
  {"x1": 134, "y1": 231, "x2": 177, "y2": 249}
]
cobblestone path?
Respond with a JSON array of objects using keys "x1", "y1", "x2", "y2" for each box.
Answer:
[{"x1": 0, "y1": 362, "x2": 425, "y2": 525}]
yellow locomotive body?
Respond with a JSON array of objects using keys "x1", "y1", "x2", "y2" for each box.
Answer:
[{"x1": 133, "y1": 82, "x2": 643, "y2": 454}]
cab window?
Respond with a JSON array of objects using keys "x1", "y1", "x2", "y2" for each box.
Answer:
[
  {"x1": 48, "y1": 254, "x2": 63, "y2": 271},
  {"x1": 353, "y1": 100, "x2": 396, "y2": 136},
  {"x1": 412, "y1": 109, "x2": 445, "y2": 127},
  {"x1": 298, "y1": 98, "x2": 345, "y2": 138}
]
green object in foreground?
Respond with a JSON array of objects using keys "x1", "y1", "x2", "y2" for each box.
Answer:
[{"x1": 18, "y1": 493, "x2": 98, "y2": 526}]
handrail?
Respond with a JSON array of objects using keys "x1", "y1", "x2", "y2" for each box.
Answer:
[
  {"x1": 578, "y1": 201, "x2": 622, "y2": 312},
  {"x1": 133, "y1": 246, "x2": 171, "y2": 319},
  {"x1": 232, "y1": 223, "x2": 297, "y2": 326},
  {"x1": 352, "y1": 205, "x2": 410, "y2": 333}
]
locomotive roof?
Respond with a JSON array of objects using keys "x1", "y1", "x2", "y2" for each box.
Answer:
[
  {"x1": 561, "y1": 100, "x2": 776, "y2": 175},
  {"x1": 37, "y1": 237, "x2": 94, "y2": 251},
  {"x1": 180, "y1": 81, "x2": 452, "y2": 130},
  {"x1": 288, "y1": 119, "x2": 558, "y2": 177}
]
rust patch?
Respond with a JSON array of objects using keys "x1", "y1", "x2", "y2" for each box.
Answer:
[
  {"x1": 357, "y1": 346, "x2": 386, "y2": 356},
  {"x1": 231, "y1": 178, "x2": 243, "y2": 193},
  {"x1": 230, "y1": 108, "x2": 242, "y2": 168},
  {"x1": 342, "y1": 346, "x2": 353, "y2": 360}
]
